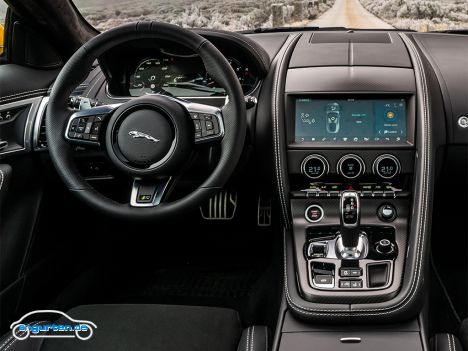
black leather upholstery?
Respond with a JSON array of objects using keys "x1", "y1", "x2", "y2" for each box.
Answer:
[
  {"x1": 460, "y1": 319, "x2": 468, "y2": 351},
  {"x1": 430, "y1": 333, "x2": 463, "y2": 351},
  {"x1": 0, "y1": 305, "x2": 268, "y2": 351},
  {"x1": 236, "y1": 325, "x2": 269, "y2": 351}
]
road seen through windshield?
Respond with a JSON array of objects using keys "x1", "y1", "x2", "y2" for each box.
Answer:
[{"x1": 309, "y1": 0, "x2": 393, "y2": 29}]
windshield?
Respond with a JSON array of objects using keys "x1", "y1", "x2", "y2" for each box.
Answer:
[
  {"x1": 73, "y1": 0, "x2": 467, "y2": 32},
  {"x1": 0, "y1": 1, "x2": 6, "y2": 24}
]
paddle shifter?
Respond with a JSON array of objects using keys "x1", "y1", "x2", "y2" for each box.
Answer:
[{"x1": 336, "y1": 191, "x2": 368, "y2": 259}]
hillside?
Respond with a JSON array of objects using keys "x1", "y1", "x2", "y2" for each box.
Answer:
[{"x1": 359, "y1": 0, "x2": 468, "y2": 30}]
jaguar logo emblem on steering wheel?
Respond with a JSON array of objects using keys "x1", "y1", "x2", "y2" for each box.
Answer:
[{"x1": 128, "y1": 131, "x2": 160, "y2": 143}]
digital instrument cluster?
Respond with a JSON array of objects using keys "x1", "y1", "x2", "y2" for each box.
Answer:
[{"x1": 128, "y1": 55, "x2": 258, "y2": 97}]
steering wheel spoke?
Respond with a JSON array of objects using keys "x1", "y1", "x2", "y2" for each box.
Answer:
[
  {"x1": 180, "y1": 100, "x2": 225, "y2": 145},
  {"x1": 130, "y1": 177, "x2": 171, "y2": 207},
  {"x1": 65, "y1": 104, "x2": 121, "y2": 147}
]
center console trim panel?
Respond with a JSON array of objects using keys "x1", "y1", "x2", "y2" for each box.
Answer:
[{"x1": 277, "y1": 33, "x2": 434, "y2": 322}]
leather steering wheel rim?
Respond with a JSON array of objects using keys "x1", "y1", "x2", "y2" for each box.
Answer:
[{"x1": 46, "y1": 22, "x2": 246, "y2": 221}]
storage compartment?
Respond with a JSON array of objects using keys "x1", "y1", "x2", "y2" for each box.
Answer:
[
  {"x1": 279, "y1": 331, "x2": 423, "y2": 351},
  {"x1": 279, "y1": 312, "x2": 424, "y2": 351}
]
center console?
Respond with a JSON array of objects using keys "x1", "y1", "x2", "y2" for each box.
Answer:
[
  {"x1": 287, "y1": 93, "x2": 414, "y2": 301},
  {"x1": 264, "y1": 31, "x2": 434, "y2": 329}
]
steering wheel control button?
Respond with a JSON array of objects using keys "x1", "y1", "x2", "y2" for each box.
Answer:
[
  {"x1": 377, "y1": 203, "x2": 397, "y2": 222},
  {"x1": 337, "y1": 154, "x2": 365, "y2": 179},
  {"x1": 375, "y1": 239, "x2": 394, "y2": 254},
  {"x1": 191, "y1": 112, "x2": 220, "y2": 141},
  {"x1": 305, "y1": 205, "x2": 324, "y2": 223},
  {"x1": 117, "y1": 109, "x2": 174, "y2": 167},
  {"x1": 301, "y1": 154, "x2": 329, "y2": 179},
  {"x1": 373, "y1": 154, "x2": 401, "y2": 179},
  {"x1": 67, "y1": 115, "x2": 106, "y2": 144}
]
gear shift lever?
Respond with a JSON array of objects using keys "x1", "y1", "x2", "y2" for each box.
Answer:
[
  {"x1": 336, "y1": 191, "x2": 368, "y2": 259},
  {"x1": 340, "y1": 191, "x2": 361, "y2": 247}
]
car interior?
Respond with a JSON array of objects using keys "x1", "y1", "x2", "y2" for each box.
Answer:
[{"x1": 0, "y1": 0, "x2": 467, "y2": 350}]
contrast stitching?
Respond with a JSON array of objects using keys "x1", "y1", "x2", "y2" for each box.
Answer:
[
  {"x1": 85, "y1": 73, "x2": 105, "y2": 98},
  {"x1": 451, "y1": 334, "x2": 456, "y2": 351},
  {"x1": 283, "y1": 33, "x2": 431, "y2": 316},
  {"x1": 447, "y1": 334, "x2": 453, "y2": 351},
  {"x1": 273, "y1": 34, "x2": 300, "y2": 228},
  {"x1": 0, "y1": 90, "x2": 47, "y2": 104},
  {"x1": 0, "y1": 321, "x2": 47, "y2": 351},
  {"x1": 197, "y1": 30, "x2": 268, "y2": 69},
  {"x1": 230, "y1": 36, "x2": 268, "y2": 69},
  {"x1": 250, "y1": 326, "x2": 255, "y2": 351},
  {"x1": 0, "y1": 170, "x2": 4, "y2": 191},
  {"x1": 265, "y1": 328, "x2": 268, "y2": 351},
  {"x1": 0, "y1": 88, "x2": 48, "y2": 101},
  {"x1": 245, "y1": 327, "x2": 250, "y2": 351}
]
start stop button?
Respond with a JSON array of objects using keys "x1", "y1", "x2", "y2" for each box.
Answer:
[{"x1": 305, "y1": 205, "x2": 324, "y2": 223}]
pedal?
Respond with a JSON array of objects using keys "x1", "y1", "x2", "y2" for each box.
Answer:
[
  {"x1": 200, "y1": 190, "x2": 237, "y2": 220},
  {"x1": 257, "y1": 195, "x2": 272, "y2": 227}
]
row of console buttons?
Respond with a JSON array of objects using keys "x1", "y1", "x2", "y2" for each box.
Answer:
[
  {"x1": 339, "y1": 268, "x2": 362, "y2": 277},
  {"x1": 305, "y1": 202, "x2": 397, "y2": 224},
  {"x1": 292, "y1": 190, "x2": 409, "y2": 199},
  {"x1": 313, "y1": 276, "x2": 363, "y2": 289},
  {"x1": 339, "y1": 279, "x2": 363, "y2": 288}
]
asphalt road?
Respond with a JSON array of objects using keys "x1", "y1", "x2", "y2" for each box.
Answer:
[{"x1": 309, "y1": 0, "x2": 393, "y2": 29}]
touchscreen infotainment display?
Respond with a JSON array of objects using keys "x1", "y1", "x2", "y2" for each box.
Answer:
[{"x1": 295, "y1": 98, "x2": 407, "y2": 143}]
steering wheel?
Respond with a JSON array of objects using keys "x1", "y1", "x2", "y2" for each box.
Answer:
[{"x1": 46, "y1": 22, "x2": 246, "y2": 221}]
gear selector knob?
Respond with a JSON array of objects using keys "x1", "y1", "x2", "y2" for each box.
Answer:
[{"x1": 339, "y1": 191, "x2": 361, "y2": 248}]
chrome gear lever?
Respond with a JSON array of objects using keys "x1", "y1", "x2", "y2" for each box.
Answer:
[{"x1": 336, "y1": 191, "x2": 368, "y2": 259}]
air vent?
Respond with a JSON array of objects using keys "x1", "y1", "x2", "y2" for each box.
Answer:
[
  {"x1": 37, "y1": 107, "x2": 47, "y2": 149},
  {"x1": 33, "y1": 97, "x2": 49, "y2": 150},
  {"x1": 310, "y1": 32, "x2": 391, "y2": 44}
]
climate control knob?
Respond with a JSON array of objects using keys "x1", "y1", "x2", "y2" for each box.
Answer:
[
  {"x1": 301, "y1": 154, "x2": 329, "y2": 179},
  {"x1": 337, "y1": 154, "x2": 365, "y2": 179},
  {"x1": 373, "y1": 154, "x2": 401, "y2": 179}
]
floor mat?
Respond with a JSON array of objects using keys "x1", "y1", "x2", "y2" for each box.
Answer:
[{"x1": 137, "y1": 267, "x2": 261, "y2": 299}]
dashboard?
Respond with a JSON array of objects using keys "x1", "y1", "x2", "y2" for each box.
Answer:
[{"x1": 0, "y1": 27, "x2": 467, "y2": 326}]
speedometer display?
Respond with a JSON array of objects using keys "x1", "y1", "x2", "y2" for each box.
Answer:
[
  {"x1": 128, "y1": 55, "x2": 258, "y2": 97},
  {"x1": 130, "y1": 58, "x2": 167, "y2": 94}
]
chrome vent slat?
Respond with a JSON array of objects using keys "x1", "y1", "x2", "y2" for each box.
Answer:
[{"x1": 37, "y1": 108, "x2": 48, "y2": 149}]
